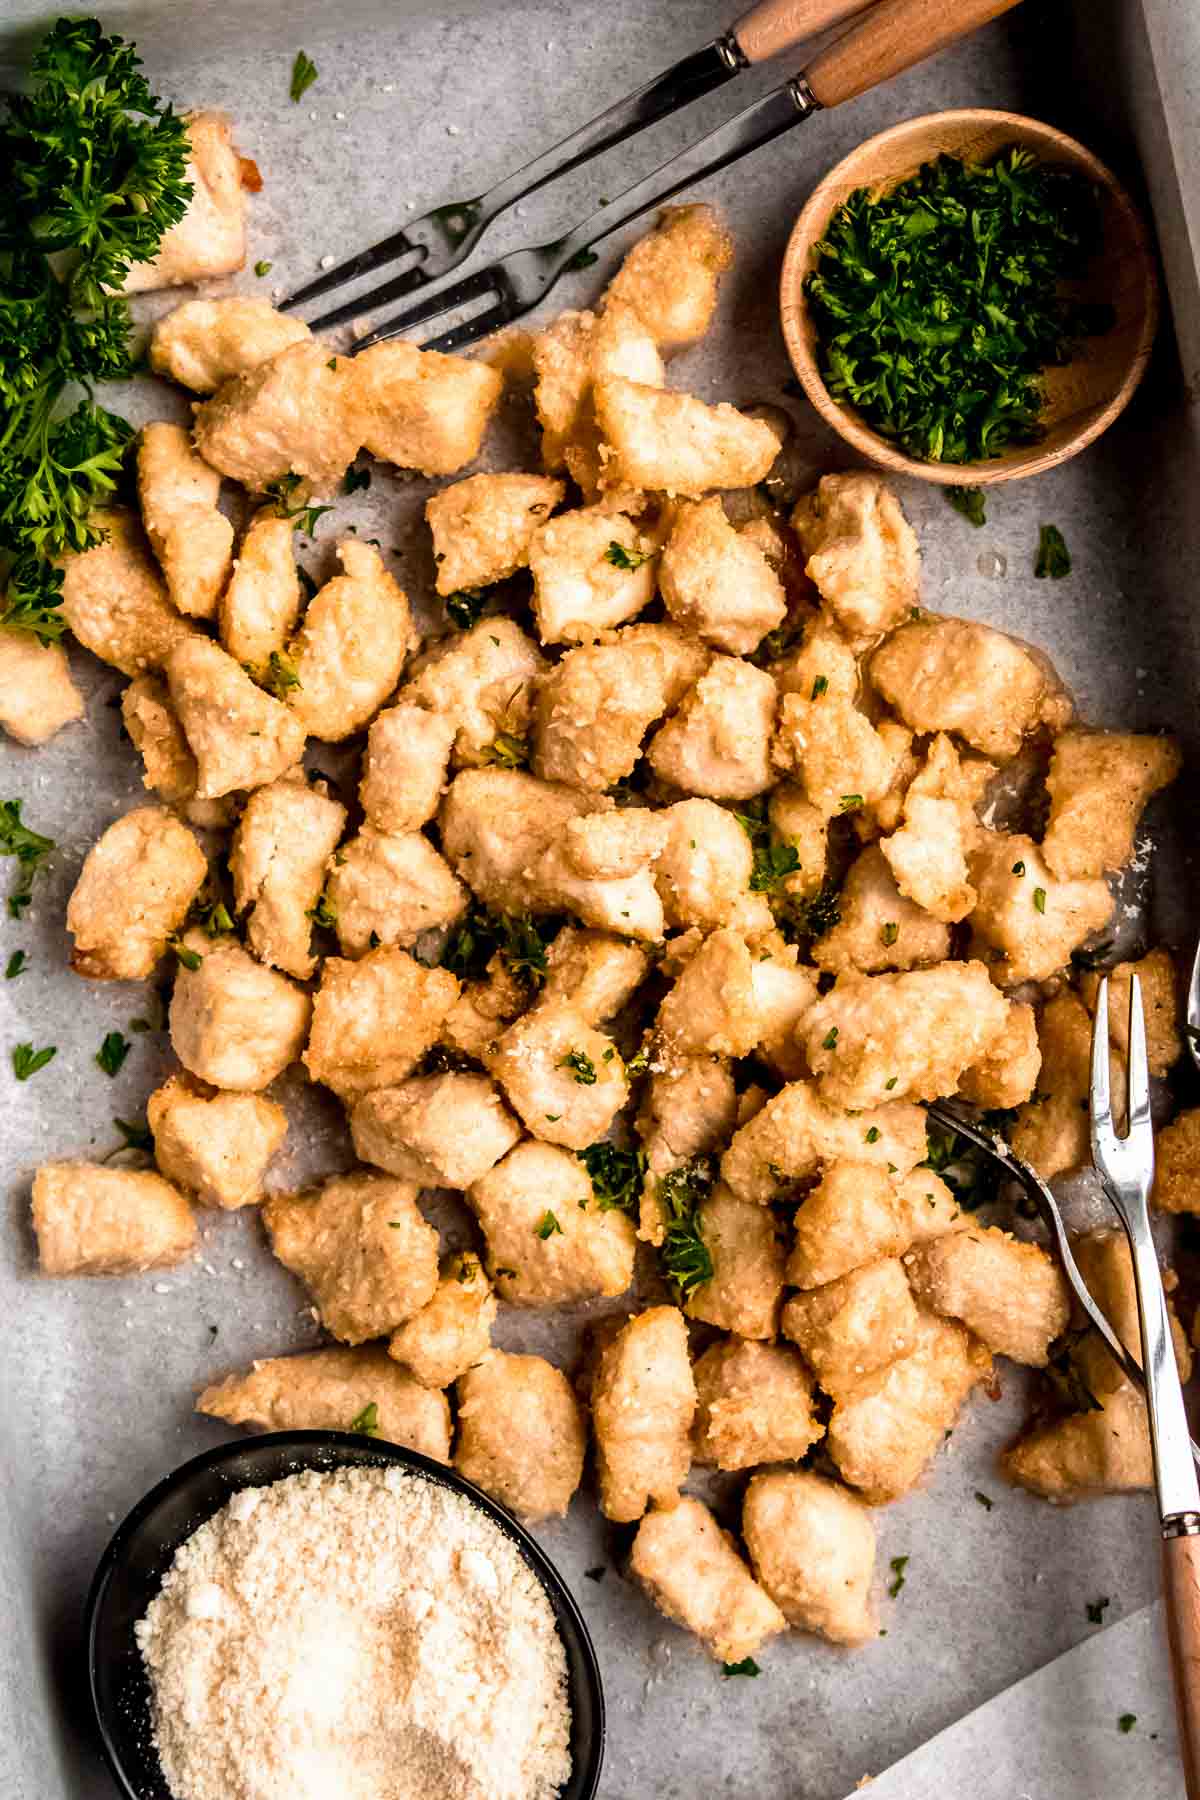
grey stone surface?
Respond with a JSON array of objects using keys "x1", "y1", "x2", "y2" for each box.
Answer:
[{"x1": 1, "y1": 2, "x2": 1198, "y2": 1797}]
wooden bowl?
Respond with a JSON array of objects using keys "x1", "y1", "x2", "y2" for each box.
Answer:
[{"x1": 780, "y1": 110, "x2": 1158, "y2": 485}]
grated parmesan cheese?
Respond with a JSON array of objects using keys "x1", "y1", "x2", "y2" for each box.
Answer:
[{"x1": 136, "y1": 1466, "x2": 571, "y2": 1800}]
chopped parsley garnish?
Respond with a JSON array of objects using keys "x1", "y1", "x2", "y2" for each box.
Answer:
[
  {"x1": 114, "y1": 1116, "x2": 153, "y2": 1151},
  {"x1": 561, "y1": 1048, "x2": 597, "y2": 1085},
  {"x1": 578, "y1": 1142, "x2": 646, "y2": 1215},
  {"x1": 12, "y1": 1041, "x2": 56, "y2": 1081},
  {"x1": 881, "y1": 922, "x2": 899, "y2": 947},
  {"x1": 822, "y1": 1027, "x2": 840, "y2": 1051},
  {"x1": 1032, "y1": 886, "x2": 1047, "y2": 914},
  {"x1": 887, "y1": 1555, "x2": 909, "y2": 1598},
  {"x1": 535, "y1": 1210, "x2": 563, "y2": 1239},
  {"x1": 456, "y1": 1255, "x2": 480, "y2": 1284},
  {"x1": 1086, "y1": 1596, "x2": 1110, "y2": 1625},
  {"x1": 805, "y1": 148, "x2": 1111, "y2": 464},
  {"x1": 480, "y1": 731, "x2": 529, "y2": 769},
  {"x1": 658, "y1": 1157, "x2": 714, "y2": 1300},
  {"x1": 838, "y1": 794, "x2": 863, "y2": 813},
  {"x1": 347, "y1": 1401, "x2": 380, "y2": 1437},
  {"x1": 0, "y1": 558, "x2": 70, "y2": 646},
  {"x1": 445, "y1": 588, "x2": 486, "y2": 629},
  {"x1": 811, "y1": 674, "x2": 829, "y2": 698},
  {"x1": 254, "y1": 259, "x2": 273, "y2": 278},
  {"x1": 289, "y1": 50, "x2": 319, "y2": 103},
  {"x1": 194, "y1": 896, "x2": 234, "y2": 936},
  {"x1": 947, "y1": 486, "x2": 987, "y2": 527},
  {"x1": 262, "y1": 472, "x2": 333, "y2": 537},
  {"x1": 343, "y1": 466, "x2": 371, "y2": 494},
  {"x1": 168, "y1": 935, "x2": 202, "y2": 971},
  {"x1": 1118, "y1": 1713, "x2": 1137, "y2": 1735},
  {"x1": 262, "y1": 651, "x2": 302, "y2": 700},
  {"x1": 974, "y1": 1490, "x2": 994, "y2": 1511},
  {"x1": 749, "y1": 842, "x2": 801, "y2": 893},
  {"x1": 722, "y1": 1658, "x2": 761, "y2": 1678},
  {"x1": 307, "y1": 893, "x2": 338, "y2": 930},
  {"x1": 6, "y1": 950, "x2": 27, "y2": 980},
  {"x1": 96, "y1": 1030, "x2": 131, "y2": 1076},
  {"x1": 1011, "y1": 860, "x2": 1026, "y2": 876},
  {"x1": 865, "y1": 1126, "x2": 880, "y2": 1144},
  {"x1": 0, "y1": 801, "x2": 54, "y2": 919},
  {"x1": 1035, "y1": 523, "x2": 1072, "y2": 579},
  {"x1": 777, "y1": 882, "x2": 842, "y2": 946},
  {"x1": 441, "y1": 904, "x2": 555, "y2": 988},
  {"x1": 604, "y1": 540, "x2": 651, "y2": 571}
]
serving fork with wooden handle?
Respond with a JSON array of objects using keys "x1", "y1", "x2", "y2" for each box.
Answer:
[
  {"x1": 1090, "y1": 975, "x2": 1200, "y2": 1797},
  {"x1": 285, "y1": 0, "x2": 1027, "y2": 349}
]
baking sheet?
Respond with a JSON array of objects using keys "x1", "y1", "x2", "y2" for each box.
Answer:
[{"x1": 3, "y1": 2, "x2": 1200, "y2": 1797}]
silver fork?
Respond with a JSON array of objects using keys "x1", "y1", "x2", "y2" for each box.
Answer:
[
  {"x1": 1092, "y1": 974, "x2": 1200, "y2": 1793},
  {"x1": 291, "y1": 0, "x2": 1025, "y2": 351}
]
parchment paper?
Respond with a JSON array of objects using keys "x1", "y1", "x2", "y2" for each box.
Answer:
[{"x1": 2, "y1": 2, "x2": 1199, "y2": 1797}]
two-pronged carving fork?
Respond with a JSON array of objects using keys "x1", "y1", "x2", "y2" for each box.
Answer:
[{"x1": 283, "y1": 0, "x2": 1025, "y2": 352}]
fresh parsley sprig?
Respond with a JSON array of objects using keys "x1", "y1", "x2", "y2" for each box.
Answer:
[{"x1": 0, "y1": 800, "x2": 55, "y2": 918}]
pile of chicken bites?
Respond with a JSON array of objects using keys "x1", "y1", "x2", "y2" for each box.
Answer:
[{"x1": 14, "y1": 141, "x2": 1200, "y2": 1665}]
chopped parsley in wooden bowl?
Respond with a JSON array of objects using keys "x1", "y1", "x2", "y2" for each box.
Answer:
[{"x1": 780, "y1": 111, "x2": 1157, "y2": 485}]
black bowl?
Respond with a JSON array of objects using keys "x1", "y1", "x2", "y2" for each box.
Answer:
[{"x1": 85, "y1": 1430, "x2": 605, "y2": 1799}]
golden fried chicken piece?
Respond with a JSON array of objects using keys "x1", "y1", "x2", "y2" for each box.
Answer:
[
  {"x1": 529, "y1": 505, "x2": 659, "y2": 644},
  {"x1": 302, "y1": 948, "x2": 459, "y2": 1103},
  {"x1": 1079, "y1": 947, "x2": 1181, "y2": 1080},
  {"x1": 968, "y1": 830, "x2": 1113, "y2": 986},
  {"x1": 630, "y1": 1496, "x2": 786, "y2": 1664},
  {"x1": 285, "y1": 540, "x2": 416, "y2": 742},
  {"x1": 646, "y1": 656, "x2": 777, "y2": 801},
  {"x1": 32, "y1": 1163, "x2": 196, "y2": 1276},
  {"x1": 198, "y1": 1347, "x2": 451, "y2": 1461},
  {"x1": 870, "y1": 615, "x2": 1071, "y2": 760},
  {"x1": 60, "y1": 510, "x2": 192, "y2": 677},
  {"x1": 905, "y1": 1227, "x2": 1070, "y2": 1366},
  {"x1": 351, "y1": 1072, "x2": 521, "y2": 1189},
  {"x1": 166, "y1": 637, "x2": 306, "y2": 798},
  {"x1": 170, "y1": 934, "x2": 311, "y2": 1091},
  {"x1": 0, "y1": 634, "x2": 83, "y2": 746},
  {"x1": 455, "y1": 1350, "x2": 586, "y2": 1520},
  {"x1": 592, "y1": 1306, "x2": 696, "y2": 1522},
  {"x1": 1009, "y1": 992, "x2": 1118, "y2": 1181},
  {"x1": 327, "y1": 827, "x2": 467, "y2": 957},
  {"x1": 352, "y1": 339, "x2": 503, "y2": 475},
  {"x1": 813, "y1": 846, "x2": 950, "y2": 977},
  {"x1": 387, "y1": 1253, "x2": 497, "y2": 1390},
  {"x1": 1153, "y1": 1108, "x2": 1200, "y2": 1215},
  {"x1": 193, "y1": 339, "x2": 363, "y2": 493},
  {"x1": 137, "y1": 422, "x2": 233, "y2": 620},
  {"x1": 659, "y1": 497, "x2": 786, "y2": 655},
  {"x1": 742, "y1": 1470, "x2": 877, "y2": 1646},
  {"x1": 150, "y1": 296, "x2": 310, "y2": 393},
  {"x1": 360, "y1": 703, "x2": 457, "y2": 834},
  {"x1": 468, "y1": 1140, "x2": 636, "y2": 1305},
  {"x1": 602, "y1": 205, "x2": 733, "y2": 349},
  {"x1": 684, "y1": 1184, "x2": 786, "y2": 1340},
  {"x1": 218, "y1": 510, "x2": 302, "y2": 669},
  {"x1": 594, "y1": 377, "x2": 781, "y2": 498},
  {"x1": 1042, "y1": 729, "x2": 1181, "y2": 880},
  {"x1": 67, "y1": 805, "x2": 207, "y2": 980},
  {"x1": 782, "y1": 1258, "x2": 920, "y2": 1392},
  {"x1": 792, "y1": 473, "x2": 919, "y2": 644},
  {"x1": 229, "y1": 771, "x2": 346, "y2": 978},
  {"x1": 122, "y1": 113, "x2": 249, "y2": 292},
  {"x1": 721, "y1": 1085, "x2": 929, "y2": 1205},
  {"x1": 404, "y1": 618, "x2": 546, "y2": 768},
  {"x1": 147, "y1": 1074, "x2": 286, "y2": 1209},
  {"x1": 957, "y1": 1001, "x2": 1041, "y2": 1109},
  {"x1": 426, "y1": 472, "x2": 564, "y2": 595},
  {"x1": 692, "y1": 1339, "x2": 822, "y2": 1472},
  {"x1": 786, "y1": 1164, "x2": 964, "y2": 1289}
]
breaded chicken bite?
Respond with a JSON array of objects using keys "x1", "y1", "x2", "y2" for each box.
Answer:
[
  {"x1": 441, "y1": 955, "x2": 532, "y2": 1060},
  {"x1": 595, "y1": 376, "x2": 781, "y2": 498},
  {"x1": 170, "y1": 934, "x2": 311, "y2": 1090},
  {"x1": 387, "y1": 1253, "x2": 497, "y2": 1389},
  {"x1": 742, "y1": 1470, "x2": 877, "y2": 1646},
  {"x1": 121, "y1": 675, "x2": 231, "y2": 825},
  {"x1": 197, "y1": 1346, "x2": 451, "y2": 1461},
  {"x1": 721, "y1": 1087, "x2": 929, "y2": 1206},
  {"x1": 122, "y1": 112, "x2": 248, "y2": 292},
  {"x1": 360, "y1": 703, "x2": 456, "y2": 834},
  {"x1": 68, "y1": 805, "x2": 206, "y2": 980},
  {"x1": 137, "y1": 422, "x2": 233, "y2": 620},
  {"x1": 659, "y1": 497, "x2": 787, "y2": 655},
  {"x1": 792, "y1": 473, "x2": 919, "y2": 643},
  {"x1": 957, "y1": 1000, "x2": 1041, "y2": 1109},
  {"x1": 439, "y1": 768, "x2": 594, "y2": 914},
  {"x1": 540, "y1": 926, "x2": 651, "y2": 1023},
  {"x1": 880, "y1": 733, "x2": 993, "y2": 924},
  {"x1": 529, "y1": 506, "x2": 659, "y2": 644},
  {"x1": 532, "y1": 622, "x2": 709, "y2": 792},
  {"x1": 906, "y1": 1226, "x2": 1069, "y2": 1366},
  {"x1": 285, "y1": 541, "x2": 415, "y2": 742},
  {"x1": 870, "y1": 616, "x2": 1071, "y2": 760},
  {"x1": 602, "y1": 205, "x2": 733, "y2": 349},
  {"x1": 969, "y1": 830, "x2": 1113, "y2": 986},
  {"x1": 804, "y1": 962, "x2": 1010, "y2": 1108},
  {"x1": 693, "y1": 1339, "x2": 821, "y2": 1472},
  {"x1": 655, "y1": 929, "x2": 812, "y2": 1062},
  {"x1": 637, "y1": 1056, "x2": 738, "y2": 1246},
  {"x1": 455, "y1": 1350, "x2": 587, "y2": 1519},
  {"x1": 786, "y1": 1164, "x2": 964, "y2": 1290},
  {"x1": 147, "y1": 1074, "x2": 286, "y2": 1209},
  {"x1": 0, "y1": 635, "x2": 83, "y2": 746},
  {"x1": 782, "y1": 1258, "x2": 920, "y2": 1393},
  {"x1": 426, "y1": 472, "x2": 564, "y2": 596},
  {"x1": 531, "y1": 302, "x2": 664, "y2": 491},
  {"x1": 773, "y1": 684, "x2": 912, "y2": 822},
  {"x1": 352, "y1": 340, "x2": 503, "y2": 475},
  {"x1": 166, "y1": 637, "x2": 306, "y2": 797},
  {"x1": 150, "y1": 296, "x2": 311, "y2": 393},
  {"x1": 646, "y1": 656, "x2": 776, "y2": 800},
  {"x1": 488, "y1": 1007, "x2": 628, "y2": 1151},
  {"x1": 60, "y1": 509, "x2": 192, "y2": 677},
  {"x1": 1002, "y1": 1383, "x2": 1152, "y2": 1501},
  {"x1": 631, "y1": 1496, "x2": 786, "y2": 1665},
  {"x1": 1153, "y1": 1108, "x2": 1200, "y2": 1215},
  {"x1": 193, "y1": 339, "x2": 363, "y2": 493},
  {"x1": 230, "y1": 771, "x2": 346, "y2": 978},
  {"x1": 32, "y1": 1163, "x2": 196, "y2": 1276},
  {"x1": 404, "y1": 617, "x2": 547, "y2": 767},
  {"x1": 264, "y1": 1172, "x2": 438, "y2": 1342},
  {"x1": 1043, "y1": 729, "x2": 1181, "y2": 881},
  {"x1": 327, "y1": 826, "x2": 466, "y2": 957},
  {"x1": 1009, "y1": 992, "x2": 1110, "y2": 1181},
  {"x1": 685, "y1": 1182, "x2": 787, "y2": 1339},
  {"x1": 592, "y1": 1307, "x2": 696, "y2": 1521},
  {"x1": 303, "y1": 947, "x2": 459, "y2": 1103},
  {"x1": 351, "y1": 1072, "x2": 521, "y2": 1188},
  {"x1": 218, "y1": 510, "x2": 302, "y2": 669},
  {"x1": 1079, "y1": 947, "x2": 1181, "y2": 1080},
  {"x1": 532, "y1": 811, "x2": 667, "y2": 941},
  {"x1": 826, "y1": 1311, "x2": 992, "y2": 1503},
  {"x1": 813, "y1": 845, "x2": 950, "y2": 977},
  {"x1": 653, "y1": 799, "x2": 766, "y2": 935},
  {"x1": 469, "y1": 1139, "x2": 636, "y2": 1304}
]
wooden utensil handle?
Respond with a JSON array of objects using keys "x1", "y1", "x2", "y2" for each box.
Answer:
[
  {"x1": 732, "y1": 0, "x2": 875, "y2": 65},
  {"x1": 804, "y1": 0, "x2": 1025, "y2": 108},
  {"x1": 1163, "y1": 1532, "x2": 1200, "y2": 1797}
]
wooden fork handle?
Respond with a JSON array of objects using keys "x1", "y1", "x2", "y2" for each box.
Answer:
[
  {"x1": 1164, "y1": 1530, "x2": 1200, "y2": 1797},
  {"x1": 804, "y1": 0, "x2": 1026, "y2": 108},
  {"x1": 732, "y1": 0, "x2": 875, "y2": 65}
]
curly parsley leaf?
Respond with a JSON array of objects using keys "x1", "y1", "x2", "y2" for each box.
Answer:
[
  {"x1": 0, "y1": 800, "x2": 55, "y2": 919},
  {"x1": 262, "y1": 651, "x2": 302, "y2": 700},
  {"x1": 657, "y1": 1157, "x2": 714, "y2": 1300},
  {"x1": 0, "y1": 555, "x2": 68, "y2": 645},
  {"x1": 289, "y1": 50, "x2": 319, "y2": 103},
  {"x1": 1035, "y1": 523, "x2": 1071, "y2": 579},
  {"x1": 479, "y1": 731, "x2": 529, "y2": 770},
  {"x1": 347, "y1": 1401, "x2": 380, "y2": 1437},
  {"x1": 12, "y1": 1041, "x2": 57, "y2": 1081},
  {"x1": 578, "y1": 1142, "x2": 646, "y2": 1215},
  {"x1": 96, "y1": 1030, "x2": 131, "y2": 1076},
  {"x1": 441, "y1": 904, "x2": 556, "y2": 989},
  {"x1": 947, "y1": 486, "x2": 987, "y2": 527},
  {"x1": 603, "y1": 540, "x2": 651, "y2": 571},
  {"x1": 561, "y1": 1048, "x2": 597, "y2": 1085},
  {"x1": 535, "y1": 1210, "x2": 563, "y2": 1240}
]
